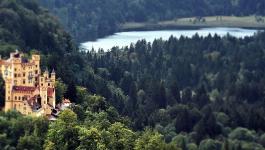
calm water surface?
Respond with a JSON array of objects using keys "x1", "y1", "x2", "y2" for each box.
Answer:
[{"x1": 80, "y1": 27, "x2": 259, "y2": 51}]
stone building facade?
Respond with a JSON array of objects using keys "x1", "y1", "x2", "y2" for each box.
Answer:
[{"x1": 0, "y1": 51, "x2": 56, "y2": 116}]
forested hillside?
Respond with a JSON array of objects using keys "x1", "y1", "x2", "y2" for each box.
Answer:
[
  {"x1": 39, "y1": 0, "x2": 265, "y2": 41},
  {"x1": 82, "y1": 32, "x2": 265, "y2": 149},
  {"x1": 1, "y1": 0, "x2": 265, "y2": 149},
  {"x1": 0, "y1": 0, "x2": 75, "y2": 55}
]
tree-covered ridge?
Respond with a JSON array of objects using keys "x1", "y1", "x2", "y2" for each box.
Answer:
[
  {"x1": 39, "y1": 0, "x2": 265, "y2": 41},
  {"x1": 0, "y1": 0, "x2": 75, "y2": 56}
]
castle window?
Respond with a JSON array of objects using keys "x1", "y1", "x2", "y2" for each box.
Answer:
[
  {"x1": 14, "y1": 74, "x2": 17, "y2": 77},
  {"x1": 23, "y1": 73, "x2": 25, "y2": 77},
  {"x1": 18, "y1": 97, "x2": 21, "y2": 100},
  {"x1": 36, "y1": 65, "x2": 38, "y2": 68},
  {"x1": 35, "y1": 70, "x2": 38, "y2": 74},
  {"x1": 8, "y1": 96, "x2": 10, "y2": 100},
  {"x1": 41, "y1": 84, "x2": 43, "y2": 86},
  {"x1": 23, "y1": 80, "x2": 25, "y2": 84},
  {"x1": 48, "y1": 83, "x2": 50, "y2": 86},
  {"x1": 15, "y1": 96, "x2": 17, "y2": 100},
  {"x1": 14, "y1": 68, "x2": 17, "y2": 71}
]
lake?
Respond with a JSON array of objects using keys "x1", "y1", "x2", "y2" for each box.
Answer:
[{"x1": 80, "y1": 27, "x2": 259, "y2": 51}]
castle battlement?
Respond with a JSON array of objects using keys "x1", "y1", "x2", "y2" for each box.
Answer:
[{"x1": 0, "y1": 51, "x2": 56, "y2": 116}]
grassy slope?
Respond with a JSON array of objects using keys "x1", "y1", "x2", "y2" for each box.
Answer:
[{"x1": 122, "y1": 16, "x2": 265, "y2": 31}]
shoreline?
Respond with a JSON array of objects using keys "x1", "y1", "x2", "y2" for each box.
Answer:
[
  {"x1": 121, "y1": 24, "x2": 265, "y2": 32},
  {"x1": 121, "y1": 16, "x2": 265, "y2": 32}
]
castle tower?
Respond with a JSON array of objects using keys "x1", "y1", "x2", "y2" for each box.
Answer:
[
  {"x1": 50, "y1": 70, "x2": 56, "y2": 108},
  {"x1": 32, "y1": 54, "x2": 40, "y2": 64},
  {"x1": 4, "y1": 78, "x2": 12, "y2": 112},
  {"x1": 32, "y1": 54, "x2": 40, "y2": 74},
  {"x1": 40, "y1": 85, "x2": 50, "y2": 114}
]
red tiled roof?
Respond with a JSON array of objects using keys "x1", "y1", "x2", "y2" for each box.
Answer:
[
  {"x1": 47, "y1": 88, "x2": 54, "y2": 97},
  {"x1": 13, "y1": 86, "x2": 36, "y2": 92},
  {"x1": 0, "y1": 60, "x2": 11, "y2": 65}
]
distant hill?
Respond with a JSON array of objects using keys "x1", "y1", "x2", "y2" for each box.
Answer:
[{"x1": 39, "y1": 0, "x2": 265, "y2": 42}]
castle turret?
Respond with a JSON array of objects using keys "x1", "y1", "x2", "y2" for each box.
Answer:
[
  {"x1": 44, "y1": 68, "x2": 49, "y2": 78},
  {"x1": 51, "y1": 69, "x2": 56, "y2": 83}
]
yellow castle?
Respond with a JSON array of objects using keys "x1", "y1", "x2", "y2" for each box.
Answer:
[{"x1": 0, "y1": 51, "x2": 56, "y2": 116}]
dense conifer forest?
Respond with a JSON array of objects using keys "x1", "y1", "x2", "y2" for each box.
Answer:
[
  {"x1": 1, "y1": 0, "x2": 265, "y2": 149},
  {"x1": 39, "y1": 0, "x2": 265, "y2": 41}
]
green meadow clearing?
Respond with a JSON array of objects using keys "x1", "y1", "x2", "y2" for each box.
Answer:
[{"x1": 122, "y1": 16, "x2": 265, "y2": 30}]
